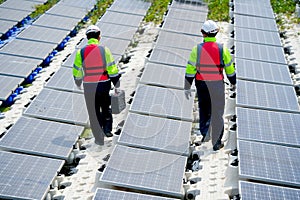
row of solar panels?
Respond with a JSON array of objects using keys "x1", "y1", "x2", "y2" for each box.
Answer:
[
  {"x1": 0, "y1": 0, "x2": 150, "y2": 199},
  {"x1": 232, "y1": 0, "x2": 300, "y2": 199},
  {"x1": 96, "y1": 1, "x2": 209, "y2": 199},
  {"x1": 0, "y1": 0, "x2": 99, "y2": 106}
]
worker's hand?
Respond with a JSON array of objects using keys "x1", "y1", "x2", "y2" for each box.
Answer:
[{"x1": 184, "y1": 89, "x2": 192, "y2": 100}]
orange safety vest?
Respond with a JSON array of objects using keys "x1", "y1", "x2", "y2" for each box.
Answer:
[
  {"x1": 195, "y1": 42, "x2": 224, "y2": 81},
  {"x1": 80, "y1": 44, "x2": 108, "y2": 82}
]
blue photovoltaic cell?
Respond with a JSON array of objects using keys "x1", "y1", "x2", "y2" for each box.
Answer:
[
  {"x1": 0, "y1": 0, "x2": 40, "y2": 12},
  {"x1": 46, "y1": 4, "x2": 88, "y2": 19},
  {"x1": 0, "y1": 151, "x2": 63, "y2": 200},
  {"x1": 234, "y1": 27, "x2": 281, "y2": 46},
  {"x1": 0, "y1": 7, "x2": 29, "y2": 22},
  {"x1": 155, "y1": 30, "x2": 202, "y2": 51},
  {"x1": 0, "y1": 38, "x2": 55, "y2": 60},
  {"x1": 93, "y1": 188, "x2": 177, "y2": 200},
  {"x1": 170, "y1": 1, "x2": 208, "y2": 12},
  {"x1": 129, "y1": 84, "x2": 194, "y2": 121},
  {"x1": 0, "y1": 116, "x2": 83, "y2": 160},
  {"x1": 166, "y1": 8, "x2": 207, "y2": 22},
  {"x1": 162, "y1": 17, "x2": 203, "y2": 36},
  {"x1": 235, "y1": 42, "x2": 286, "y2": 65},
  {"x1": 118, "y1": 112, "x2": 191, "y2": 155},
  {"x1": 24, "y1": 88, "x2": 89, "y2": 126},
  {"x1": 236, "y1": 80, "x2": 299, "y2": 113},
  {"x1": 45, "y1": 67, "x2": 83, "y2": 93},
  {"x1": 238, "y1": 140, "x2": 300, "y2": 187},
  {"x1": 0, "y1": 54, "x2": 42, "y2": 78},
  {"x1": 149, "y1": 46, "x2": 191, "y2": 68},
  {"x1": 0, "y1": 75, "x2": 24, "y2": 101},
  {"x1": 33, "y1": 14, "x2": 79, "y2": 31},
  {"x1": 234, "y1": 14, "x2": 278, "y2": 32},
  {"x1": 239, "y1": 181, "x2": 300, "y2": 200},
  {"x1": 108, "y1": 0, "x2": 151, "y2": 16},
  {"x1": 100, "y1": 145, "x2": 186, "y2": 198},
  {"x1": 235, "y1": 58, "x2": 293, "y2": 85},
  {"x1": 140, "y1": 62, "x2": 187, "y2": 90},
  {"x1": 17, "y1": 25, "x2": 69, "y2": 44},
  {"x1": 99, "y1": 11, "x2": 144, "y2": 27},
  {"x1": 234, "y1": 3, "x2": 274, "y2": 19},
  {"x1": 237, "y1": 107, "x2": 300, "y2": 147}
]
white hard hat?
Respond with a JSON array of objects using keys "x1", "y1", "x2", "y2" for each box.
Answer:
[
  {"x1": 201, "y1": 20, "x2": 219, "y2": 34},
  {"x1": 86, "y1": 25, "x2": 100, "y2": 35}
]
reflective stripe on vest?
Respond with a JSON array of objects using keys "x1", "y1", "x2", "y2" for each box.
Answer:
[
  {"x1": 80, "y1": 45, "x2": 108, "y2": 82},
  {"x1": 195, "y1": 42, "x2": 224, "y2": 81}
]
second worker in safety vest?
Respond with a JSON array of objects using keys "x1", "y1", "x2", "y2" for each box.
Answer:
[
  {"x1": 73, "y1": 25, "x2": 120, "y2": 145},
  {"x1": 184, "y1": 20, "x2": 236, "y2": 151}
]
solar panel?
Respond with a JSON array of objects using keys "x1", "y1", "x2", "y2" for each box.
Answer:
[
  {"x1": 0, "y1": 0, "x2": 40, "y2": 12},
  {"x1": 100, "y1": 145, "x2": 186, "y2": 198},
  {"x1": 234, "y1": 14, "x2": 278, "y2": 32},
  {"x1": 99, "y1": 11, "x2": 144, "y2": 27},
  {"x1": 234, "y1": 3, "x2": 275, "y2": 19},
  {"x1": 0, "y1": 116, "x2": 83, "y2": 160},
  {"x1": 0, "y1": 20, "x2": 15, "y2": 34},
  {"x1": 33, "y1": 14, "x2": 79, "y2": 31},
  {"x1": 46, "y1": 4, "x2": 88, "y2": 19},
  {"x1": 140, "y1": 62, "x2": 186, "y2": 90},
  {"x1": 238, "y1": 140, "x2": 300, "y2": 187},
  {"x1": 236, "y1": 80, "x2": 299, "y2": 113},
  {"x1": 0, "y1": 7, "x2": 29, "y2": 22},
  {"x1": 93, "y1": 188, "x2": 178, "y2": 200},
  {"x1": 239, "y1": 181, "x2": 300, "y2": 200},
  {"x1": 235, "y1": 27, "x2": 281, "y2": 46},
  {"x1": 0, "y1": 38, "x2": 55, "y2": 60},
  {"x1": 234, "y1": 0, "x2": 271, "y2": 6},
  {"x1": 162, "y1": 17, "x2": 203, "y2": 36},
  {"x1": 17, "y1": 25, "x2": 69, "y2": 44},
  {"x1": 24, "y1": 88, "x2": 89, "y2": 126},
  {"x1": 155, "y1": 30, "x2": 202, "y2": 51},
  {"x1": 0, "y1": 54, "x2": 42, "y2": 78},
  {"x1": 170, "y1": 1, "x2": 208, "y2": 12},
  {"x1": 0, "y1": 75, "x2": 24, "y2": 101},
  {"x1": 237, "y1": 107, "x2": 300, "y2": 147},
  {"x1": 129, "y1": 84, "x2": 194, "y2": 121},
  {"x1": 118, "y1": 112, "x2": 191, "y2": 156},
  {"x1": 235, "y1": 58, "x2": 293, "y2": 85},
  {"x1": 166, "y1": 7, "x2": 207, "y2": 22},
  {"x1": 59, "y1": 0, "x2": 96, "y2": 9},
  {"x1": 0, "y1": 151, "x2": 63, "y2": 200},
  {"x1": 45, "y1": 67, "x2": 83, "y2": 93},
  {"x1": 149, "y1": 46, "x2": 191, "y2": 68},
  {"x1": 108, "y1": 0, "x2": 151, "y2": 16},
  {"x1": 95, "y1": 21, "x2": 138, "y2": 41},
  {"x1": 235, "y1": 42, "x2": 286, "y2": 65}
]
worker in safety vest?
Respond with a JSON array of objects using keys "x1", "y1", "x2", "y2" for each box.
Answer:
[
  {"x1": 184, "y1": 20, "x2": 236, "y2": 151},
  {"x1": 73, "y1": 25, "x2": 120, "y2": 145}
]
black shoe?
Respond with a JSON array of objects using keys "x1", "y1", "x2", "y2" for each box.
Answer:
[
  {"x1": 213, "y1": 142, "x2": 224, "y2": 151},
  {"x1": 104, "y1": 131, "x2": 113, "y2": 137}
]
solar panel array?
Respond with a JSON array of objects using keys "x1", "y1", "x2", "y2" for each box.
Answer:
[
  {"x1": 234, "y1": 1, "x2": 300, "y2": 198},
  {"x1": 100, "y1": 1, "x2": 207, "y2": 198}
]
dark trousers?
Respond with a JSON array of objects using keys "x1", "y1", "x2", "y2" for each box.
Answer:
[
  {"x1": 195, "y1": 80, "x2": 225, "y2": 146},
  {"x1": 83, "y1": 81, "x2": 112, "y2": 145}
]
